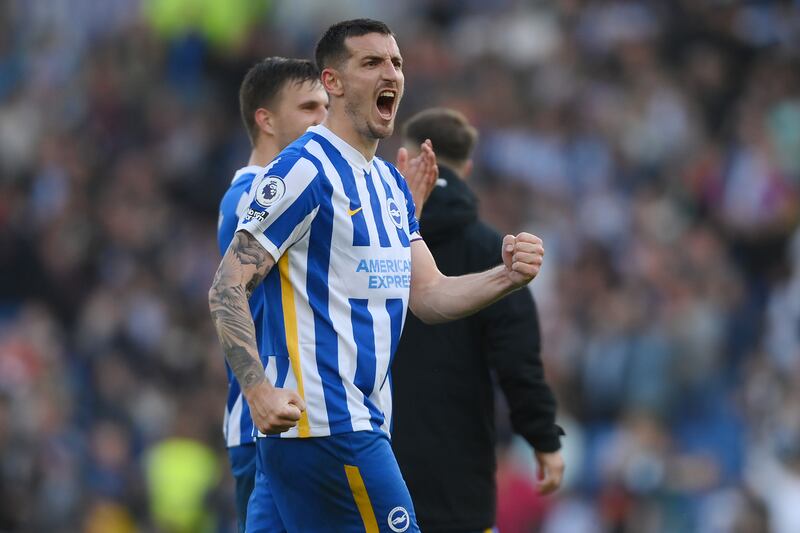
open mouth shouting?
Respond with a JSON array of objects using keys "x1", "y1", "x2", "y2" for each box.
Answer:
[{"x1": 376, "y1": 88, "x2": 397, "y2": 121}]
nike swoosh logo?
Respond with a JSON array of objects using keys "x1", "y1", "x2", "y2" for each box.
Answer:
[{"x1": 348, "y1": 207, "x2": 363, "y2": 216}]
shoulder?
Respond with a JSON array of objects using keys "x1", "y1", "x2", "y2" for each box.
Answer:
[
  {"x1": 230, "y1": 165, "x2": 263, "y2": 186},
  {"x1": 373, "y1": 157, "x2": 399, "y2": 180},
  {"x1": 248, "y1": 149, "x2": 328, "y2": 212},
  {"x1": 219, "y1": 169, "x2": 258, "y2": 213},
  {"x1": 255, "y1": 147, "x2": 324, "y2": 193},
  {"x1": 375, "y1": 157, "x2": 410, "y2": 191},
  {"x1": 222, "y1": 174, "x2": 254, "y2": 200}
]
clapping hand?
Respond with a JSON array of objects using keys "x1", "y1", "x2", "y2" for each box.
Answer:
[{"x1": 396, "y1": 139, "x2": 438, "y2": 219}]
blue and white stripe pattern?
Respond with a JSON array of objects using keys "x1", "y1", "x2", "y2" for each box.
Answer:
[{"x1": 236, "y1": 124, "x2": 419, "y2": 439}]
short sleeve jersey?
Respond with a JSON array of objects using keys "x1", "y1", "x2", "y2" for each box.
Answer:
[{"x1": 236, "y1": 124, "x2": 420, "y2": 438}]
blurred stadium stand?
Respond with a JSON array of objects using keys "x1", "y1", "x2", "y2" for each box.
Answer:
[{"x1": 1, "y1": 0, "x2": 799, "y2": 531}]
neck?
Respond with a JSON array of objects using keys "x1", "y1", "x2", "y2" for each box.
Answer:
[
  {"x1": 323, "y1": 109, "x2": 379, "y2": 161},
  {"x1": 438, "y1": 159, "x2": 468, "y2": 180},
  {"x1": 247, "y1": 139, "x2": 280, "y2": 167}
]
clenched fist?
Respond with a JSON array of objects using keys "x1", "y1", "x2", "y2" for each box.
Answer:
[
  {"x1": 244, "y1": 381, "x2": 306, "y2": 435},
  {"x1": 501, "y1": 232, "x2": 544, "y2": 287}
]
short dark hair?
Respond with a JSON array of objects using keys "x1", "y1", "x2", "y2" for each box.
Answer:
[
  {"x1": 239, "y1": 57, "x2": 319, "y2": 145},
  {"x1": 402, "y1": 108, "x2": 478, "y2": 164},
  {"x1": 315, "y1": 18, "x2": 393, "y2": 71}
]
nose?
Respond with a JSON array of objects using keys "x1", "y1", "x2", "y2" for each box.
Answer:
[
  {"x1": 381, "y1": 59, "x2": 401, "y2": 83},
  {"x1": 313, "y1": 106, "x2": 327, "y2": 125}
]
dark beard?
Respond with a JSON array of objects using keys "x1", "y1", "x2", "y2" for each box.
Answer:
[{"x1": 345, "y1": 99, "x2": 391, "y2": 140}]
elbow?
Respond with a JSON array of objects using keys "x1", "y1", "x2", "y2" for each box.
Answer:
[
  {"x1": 208, "y1": 275, "x2": 231, "y2": 313},
  {"x1": 408, "y1": 298, "x2": 429, "y2": 325},
  {"x1": 209, "y1": 271, "x2": 249, "y2": 316},
  {"x1": 418, "y1": 310, "x2": 447, "y2": 325},
  {"x1": 208, "y1": 284, "x2": 221, "y2": 313},
  {"x1": 408, "y1": 274, "x2": 452, "y2": 325},
  {"x1": 414, "y1": 310, "x2": 443, "y2": 325},
  {"x1": 408, "y1": 298, "x2": 448, "y2": 325}
]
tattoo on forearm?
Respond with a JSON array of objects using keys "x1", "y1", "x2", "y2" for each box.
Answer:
[
  {"x1": 235, "y1": 233, "x2": 270, "y2": 298},
  {"x1": 209, "y1": 232, "x2": 273, "y2": 390}
]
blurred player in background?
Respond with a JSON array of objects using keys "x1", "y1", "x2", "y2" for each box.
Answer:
[
  {"x1": 209, "y1": 18, "x2": 542, "y2": 532},
  {"x1": 216, "y1": 56, "x2": 327, "y2": 532},
  {"x1": 393, "y1": 108, "x2": 565, "y2": 533}
]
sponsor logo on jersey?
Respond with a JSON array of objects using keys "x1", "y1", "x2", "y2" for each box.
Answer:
[
  {"x1": 356, "y1": 258, "x2": 411, "y2": 289},
  {"x1": 244, "y1": 207, "x2": 266, "y2": 222}
]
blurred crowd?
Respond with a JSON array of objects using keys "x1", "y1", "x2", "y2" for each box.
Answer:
[{"x1": 1, "y1": 0, "x2": 799, "y2": 532}]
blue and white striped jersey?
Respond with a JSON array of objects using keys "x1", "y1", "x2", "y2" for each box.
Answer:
[
  {"x1": 217, "y1": 164, "x2": 264, "y2": 448},
  {"x1": 237, "y1": 124, "x2": 420, "y2": 439}
]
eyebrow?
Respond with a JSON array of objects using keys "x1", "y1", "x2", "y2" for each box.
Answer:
[{"x1": 360, "y1": 53, "x2": 402, "y2": 63}]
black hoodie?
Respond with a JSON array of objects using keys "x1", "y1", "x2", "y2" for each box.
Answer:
[{"x1": 392, "y1": 165, "x2": 563, "y2": 532}]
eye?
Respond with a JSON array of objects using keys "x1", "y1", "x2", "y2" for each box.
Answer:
[{"x1": 392, "y1": 59, "x2": 402, "y2": 69}]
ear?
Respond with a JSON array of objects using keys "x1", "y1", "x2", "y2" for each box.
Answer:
[
  {"x1": 321, "y1": 67, "x2": 343, "y2": 97},
  {"x1": 254, "y1": 108, "x2": 275, "y2": 137},
  {"x1": 463, "y1": 159, "x2": 474, "y2": 178}
]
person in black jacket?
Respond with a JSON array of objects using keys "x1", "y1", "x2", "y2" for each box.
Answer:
[{"x1": 392, "y1": 108, "x2": 565, "y2": 533}]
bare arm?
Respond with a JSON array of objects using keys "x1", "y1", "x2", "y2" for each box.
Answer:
[
  {"x1": 408, "y1": 233, "x2": 544, "y2": 324},
  {"x1": 208, "y1": 230, "x2": 304, "y2": 433},
  {"x1": 209, "y1": 231, "x2": 272, "y2": 388}
]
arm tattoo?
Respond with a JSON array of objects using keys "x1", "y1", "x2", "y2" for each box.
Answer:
[
  {"x1": 209, "y1": 232, "x2": 274, "y2": 391},
  {"x1": 235, "y1": 233, "x2": 270, "y2": 298}
]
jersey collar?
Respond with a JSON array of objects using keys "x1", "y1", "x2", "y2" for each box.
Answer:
[
  {"x1": 308, "y1": 124, "x2": 373, "y2": 173},
  {"x1": 231, "y1": 165, "x2": 264, "y2": 185}
]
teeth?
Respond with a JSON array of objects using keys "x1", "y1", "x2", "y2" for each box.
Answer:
[{"x1": 380, "y1": 91, "x2": 395, "y2": 98}]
